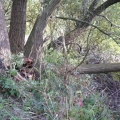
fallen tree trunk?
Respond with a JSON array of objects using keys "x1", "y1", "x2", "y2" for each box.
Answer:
[{"x1": 73, "y1": 63, "x2": 120, "y2": 74}]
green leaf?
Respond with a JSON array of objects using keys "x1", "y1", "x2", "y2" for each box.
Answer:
[
  {"x1": 10, "y1": 69, "x2": 18, "y2": 76},
  {"x1": 0, "y1": 103, "x2": 4, "y2": 110}
]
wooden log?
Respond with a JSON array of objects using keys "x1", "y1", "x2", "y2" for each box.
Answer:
[{"x1": 75, "y1": 63, "x2": 120, "y2": 74}]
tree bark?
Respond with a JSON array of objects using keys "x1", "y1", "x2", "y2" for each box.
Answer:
[
  {"x1": 9, "y1": 0, "x2": 27, "y2": 54},
  {"x1": 75, "y1": 63, "x2": 120, "y2": 74},
  {"x1": 0, "y1": 0, "x2": 11, "y2": 66},
  {"x1": 48, "y1": 0, "x2": 120, "y2": 49},
  {"x1": 57, "y1": 63, "x2": 120, "y2": 76},
  {"x1": 24, "y1": 0, "x2": 61, "y2": 58}
]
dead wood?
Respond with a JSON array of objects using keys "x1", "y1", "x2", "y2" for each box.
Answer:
[{"x1": 70, "y1": 63, "x2": 120, "y2": 74}]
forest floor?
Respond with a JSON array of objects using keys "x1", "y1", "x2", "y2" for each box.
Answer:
[
  {"x1": 0, "y1": 58, "x2": 120, "y2": 119},
  {"x1": 0, "y1": 73, "x2": 120, "y2": 120}
]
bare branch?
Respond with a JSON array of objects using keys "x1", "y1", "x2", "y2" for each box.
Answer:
[
  {"x1": 89, "y1": 0, "x2": 99, "y2": 10},
  {"x1": 56, "y1": 17, "x2": 111, "y2": 38},
  {"x1": 93, "y1": 0, "x2": 120, "y2": 15},
  {"x1": 97, "y1": 14, "x2": 120, "y2": 28}
]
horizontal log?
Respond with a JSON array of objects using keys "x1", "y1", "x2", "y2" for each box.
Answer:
[{"x1": 76, "y1": 63, "x2": 120, "y2": 74}]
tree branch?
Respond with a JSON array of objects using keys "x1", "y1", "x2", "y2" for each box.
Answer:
[
  {"x1": 89, "y1": 0, "x2": 99, "y2": 10},
  {"x1": 97, "y1": 14, "x2": 120, "y2": 28},
  {"x1": 93, "y1": 0, "x2": 120, "y2": 15},
  {"x1": 56, "y1": 16, "x2": 120, "y2": 45},
  {"x1": 48, "y1": 0, "x2": 120, "y2": 50}
]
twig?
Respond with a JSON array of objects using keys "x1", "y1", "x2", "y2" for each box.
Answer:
[
  {"x1": 15, "y1": 72, "x2": 27, "y2": 81},
  {"x1": 97, "y1": 14, "x2": 120, "y2": 28}
]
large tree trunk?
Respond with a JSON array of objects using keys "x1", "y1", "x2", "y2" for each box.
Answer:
[
  {"x1": 9, "y1": 0, "x2": 27, "y2": 54},
  {"x1": 49, "y1": 0, "x2": 120, "y2": 49},
  {"x1": 0, "y1": 0, "x2": 11, "y2": 66},
  {"x1": 24, "y1": 0, "x2": 120, "y2": 58},
  {"x1": 24, "y1": 0, "x2": 61, "y2": 59}
]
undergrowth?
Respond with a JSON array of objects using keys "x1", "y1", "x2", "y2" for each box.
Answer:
[
  {"x1": 0, "y1": 52, "x2": 119, "y2": 120},
  {"x1": 0, "y1": 76, "x2": 113, "y2": 120}
]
